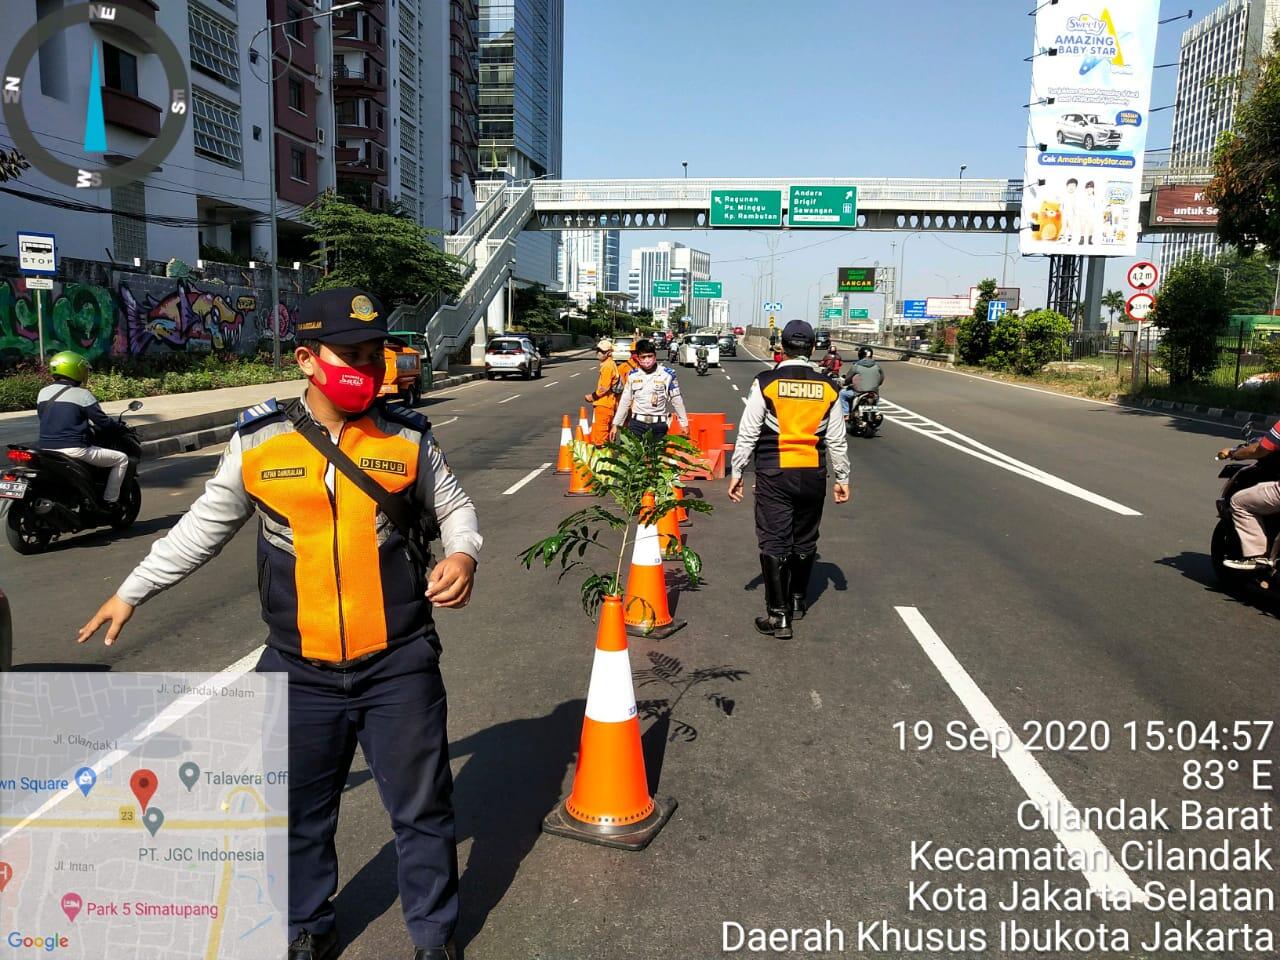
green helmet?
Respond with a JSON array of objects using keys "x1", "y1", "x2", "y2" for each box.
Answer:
[{"x1": 48, "y1": 350, "x2": 91, "y2": 384}]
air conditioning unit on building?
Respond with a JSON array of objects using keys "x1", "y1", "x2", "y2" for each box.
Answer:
[
  {"x1": 317, "y1": 127, "x2": 326, "y2": 144},
  {"x1": 315, "y1": 65, "x2": 324, "y2": 79}
]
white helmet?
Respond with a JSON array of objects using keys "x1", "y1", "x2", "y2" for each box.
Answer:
[{"x1": 596, "y1": 339, "x2": 615, "y2": 353}]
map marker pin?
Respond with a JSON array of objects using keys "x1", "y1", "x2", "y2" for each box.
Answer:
[
  {"x1": 130, "y1": 769, "x2": 158, "y2": 812},
  {"x1": 178, "y1": 761, "x2": 200, "y2": 792},
  {"x1": 74, "y1": 767, "x2": 97, "y2": 798},
  {"x1": 142, "y1": 807, "x2": 164, "y2": 837},
  {"x1": 0, "y1": 861, "x2": 12, "y2": 892},
  {"x1": 61, "y1": 892, "x2": 82, "y2": 923}
]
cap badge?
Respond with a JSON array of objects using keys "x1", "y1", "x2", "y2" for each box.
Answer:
[{"x1": 350, "y1": 295, "x2": 379, "y2": 322}]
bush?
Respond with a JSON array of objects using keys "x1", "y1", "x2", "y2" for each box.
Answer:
[
  {"x1": 985, "y1": 313, "x2": 1024, "y2": 372},
  {"x1": 1262, "y1": 337, "x2": 1280, "y2": 373},
  {"x1": 1021, "y1": 309, "x2": 1071, "y2": 372},
  {"x1": 0, "y1": 373, "x2": 44, "y2": 412},
  {"x1": 956, "y1": 315, "x2": 991, "y2": 365}
]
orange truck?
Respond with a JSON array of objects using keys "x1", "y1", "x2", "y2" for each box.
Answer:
[{"x1": 380, "y1": 332, "x2": 430, "y2": 406}]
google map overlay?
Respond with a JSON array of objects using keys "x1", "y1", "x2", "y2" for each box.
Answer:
[{"x1": 0, "y1": 674, "x2": 287, "y2": 958}]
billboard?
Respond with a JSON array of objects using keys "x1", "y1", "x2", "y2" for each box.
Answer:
[
  {"x1": 1019, "y1": 1, "x2": 1160, "y2": 257},
  {"x1": 969, "y1": 286, "x2": 1021, "y2": 310},
  {"x1": 1151, "y1": 184, "x2": 1219, "y2": 226},
  {"x1": 925, "y1": 297, "x2": 972, "y2": 318}
]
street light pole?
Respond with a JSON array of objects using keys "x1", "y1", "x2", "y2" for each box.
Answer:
[
  {"x1": 959, "y1": 163, "x2": 967, "y2": 180},
  {"x1": 251, "y1": 0, "x2": 364, "y2": 371}
]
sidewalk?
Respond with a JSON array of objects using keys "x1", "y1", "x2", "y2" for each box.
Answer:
[{"x1": 0, "y1": 365, "x2": 489, "y2": 459}]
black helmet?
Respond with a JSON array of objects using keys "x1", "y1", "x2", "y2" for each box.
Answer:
[
  {"x1": 780, "y1": 319, "x2": 816, "y2": 356},
  {"x1": 858, "y1": 346, "x2": 874, "y2": 360}
]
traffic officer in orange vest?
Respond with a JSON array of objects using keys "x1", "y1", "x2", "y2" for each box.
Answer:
[
  {"x1": 77, "y1": 288, "x2": 482, "y2": 960},
  {"x1": 583, "y1": 338, "x2": 621, "y2": 444},
  {"x1": 729, "y1": 320, "x2": 849, "y2": 640}
]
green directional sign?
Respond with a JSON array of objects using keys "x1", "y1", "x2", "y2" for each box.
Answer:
[
  {"x1": 692, "y1": 281, "x2": 722, "y2": 299},
  {"x1": 710, "y1": 190, "x2": 783, "y2": 227},
  {"x1": 822, "y1": 307, "x2": 844, "y2": 321},
  {"x1": 789, "y1": 185, "x2": 858, "y2": 228},
  {"x1": 651, "y1": 279, "x2": 681, "y2": 298},
  {"x1": 849, "y1": 308, "x2": 870, "y2": 320}
]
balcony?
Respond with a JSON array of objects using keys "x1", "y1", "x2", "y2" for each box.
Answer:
[
  {"x1": 90, "y1": 0, "x2": 157, "y2": 28},
  {"x1": 101, "y1": 86, "x2": 162, "y2": 138},
  {"x1": 334, "y1": 62, "x2": 384, "y2": 93},
  {"x1": 336, "y1": 140, "x2": 385, "y2": 180}
]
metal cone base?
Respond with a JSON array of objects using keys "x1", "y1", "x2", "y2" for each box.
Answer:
[
  {"x1": 624, "y1": 618, "x2": 686, "y2": 640},
  {"x1": 542, "y1": 795, "x2": 678, "y2": 851}
]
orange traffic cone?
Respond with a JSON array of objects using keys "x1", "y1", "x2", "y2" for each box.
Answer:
[
  {"x1": 542, "y1": 595, "x2": 677, "y2": 850},
  {"x1": 657, "y1": 494, "x2": 683, "y2": 561},
  {"x1": 555, "y1": 414, "x2": 574, "y2": 474},
  {"x1": 565, "y1": 427, "x2": 594, "y2": 497},
  {"x1": 578, "y1": 406, "x2": 590, "y2": 438},
  {"x1": 623, "y1": 493, "x2": 685, "y2": 638},
  {"x1": 673, "y1": 484, "x2": 690, "y2": 526}
]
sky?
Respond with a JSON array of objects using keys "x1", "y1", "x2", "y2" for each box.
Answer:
[{"x1": 560, "y1": 0, "x2": 1192, "y2": 323}]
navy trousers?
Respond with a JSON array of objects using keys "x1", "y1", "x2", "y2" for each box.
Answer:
[
  {"x1": 626, "y1": 419, "x2": 669, "y2": 441},
  {"x1": 258, "y1": 638, "x2": 458, "y2": 948}
]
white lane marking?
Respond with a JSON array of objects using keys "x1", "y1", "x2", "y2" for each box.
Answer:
[
  {"x1": 879, "y1": 399, "x2": 1141, "y2": 517},
  {"x1": 809, "y1": 690, "x2": 822, "y2": 709},
  {"x1": 433, "y1": 417, "x2": 458, "y2": 427},
  {"x1": 497, "y1": 394, "x2": 521, "y2": 404},
  {"x1": 541, "y1": 380, "x2": 558, "y2": 387},
  {"x1": 0, "y1": 644, "x2": 265, "y2": 845},
  {"x1": 569, "y1": 372, "x2": 581, "y2": 379},
  {"x1": 732, "y1": 383, "x2": 740, "y2": 391},
  {"x1": 503, "y1": 462, "x2": 552, "y2": 495},
  {"x1": 895, "y1": 607, "x2": 1144, "y2": 905},
  {"x1": 740, "y1": 396, "x2": 748, "y2": 405}
]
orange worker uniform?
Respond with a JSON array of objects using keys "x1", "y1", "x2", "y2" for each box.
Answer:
[{"x1": 587, "y1": 356, "x2": 622, "y2": 444}]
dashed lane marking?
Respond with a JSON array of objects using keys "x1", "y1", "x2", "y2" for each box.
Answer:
[
  {"x1": 433, "y1": 417, "x2": 458, "y2": 427},
  {"x1": 569, "y1": 372, "x2": 581, "y2": 379},
  {"x1": 878, "y1": 399, "x2": 1141, "y2": 517},
  {"x1": 498, "y1": 394, "x2": 521, "y2": 404},
  {"x1": 503, "y1": 462, "x2": 553, "y2": 495},
  {"x1": 541, "y1": 380, "x2": 558, "y2": 387},
  {"x1": 894, "y1": 606, "x2": 1144, "y2": 905}
]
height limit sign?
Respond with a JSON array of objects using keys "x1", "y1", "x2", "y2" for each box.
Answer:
[{"x1": 1127, "y1": 261, "x2": 1158, "y2": 291}]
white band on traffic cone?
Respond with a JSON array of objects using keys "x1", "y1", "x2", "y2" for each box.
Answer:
[
  {"x1": 630, "y1": 519, "x2": 663, "y2": 567},
  {"x1": 583, "y1": 648, "x2": 638, "y2": 723}
]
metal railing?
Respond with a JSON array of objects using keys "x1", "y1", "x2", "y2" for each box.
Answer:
[
  {"x1": 530, "y1": 178, "x2": 1024, "y2": 207},
  {"x1": 444, "y1": 180, "x2": 514, "y2": 261}
]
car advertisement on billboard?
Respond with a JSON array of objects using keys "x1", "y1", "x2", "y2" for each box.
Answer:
[{"x1": 1019, "y1": 1, "x2": 1160, "y2": 257}]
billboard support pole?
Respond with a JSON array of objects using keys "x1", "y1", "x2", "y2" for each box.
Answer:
[{"x1": 1083, "y1": 256, "x2": 1105, "y2": 332}]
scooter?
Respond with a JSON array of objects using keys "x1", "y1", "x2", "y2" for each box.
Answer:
[
  {"x1": 695, "y1": 346, "x2": 710, "y2": 376},
  {"x1": 847, "y1": 390, "x2": 884, "y2": 438},
  {"x1": 1212, "y1": 424, "x2": 1280, "y2": 591},
  {"x1": 1, "y1": 400, "x2": 145, "y2": 554}
]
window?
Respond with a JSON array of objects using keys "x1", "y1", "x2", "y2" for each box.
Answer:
[
  {"x1": 288, "y1": 76, "x2": 304, "y2": 112},
  {"x1": 285, "y1": 5, "x2": 305, "y2": 42},
  {"x1": 189, "y1": 4, "x2": 241, "y2": 86},
  {"x1": 192, "y1": 88, "x2": 243, "y2": 166},
  {"x1": 376, "y1": 149, "x2": 385, "y2": 171},
  {"x1": 376, "y1": 109, "x2": 384, "y2": 130},
  {"x1": 103, "y1": 44, "x2": 139, "y2": 97},
  {"x1": 290, "y1": 146, "x2": 307, "y2": 182}
]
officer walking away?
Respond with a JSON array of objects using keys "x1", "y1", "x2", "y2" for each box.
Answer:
[
  {"x1": 77, "y1": 288, "x2": 482, "y2": 960},
  {"x1": 584, "y1": 338, "x2": 621, "y2": 444},
  {"x1": 37, "y1": 351, "x2": 130, "y2": 505},
  {"x1": 729, "y1": 320, "x2": 849, "y2": 640},
  {"x1": 610, "y1": 338, "x2": 689, "y2": 441}
]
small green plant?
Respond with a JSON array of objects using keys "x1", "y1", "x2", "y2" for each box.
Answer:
[{"x1": 520, "y1": 431, "x2": 713, "y2": 617}]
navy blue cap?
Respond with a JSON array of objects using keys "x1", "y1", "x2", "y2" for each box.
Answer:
[
  {"x1": 782, "y1": 319, "x2": 815, "y2": 343},
  {"x1": 294, "y1": 287, "x2": 389, "y2": 344}
]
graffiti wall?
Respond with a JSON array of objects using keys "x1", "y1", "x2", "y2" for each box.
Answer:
[{"x1": 0, "y1": 272, "x2": 303, "y2": 366}]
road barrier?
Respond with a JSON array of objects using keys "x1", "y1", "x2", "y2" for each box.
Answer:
[
  {"x1": 541, "y1": 595, "x2": 677, "y2": 850},
  {"x1": 681, "y1": 413, "x2": 736, "y2": 479},
  {"x1": 623, "y1": 493, "x2": 684, "y2": 639}
]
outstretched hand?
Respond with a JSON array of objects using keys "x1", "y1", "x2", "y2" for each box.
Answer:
[{"x1": 77, "y1": 595, "x2": 135, "y2": 646}]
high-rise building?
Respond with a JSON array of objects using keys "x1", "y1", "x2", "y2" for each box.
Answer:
[
  {"x1": 558, "y1": 229, "x2": 620, "y2": 298},
  {"x1": 0, "y1": 0, "x2": 340, "y2": 264},
  {"x1": 332, "y1": 2, "x2": 391, "y2": 212},
  {"x1": 476, "y1": 0, "x2": 564, "y2": 287},
  {"x1": 1163, "y1": 0, "x2": 1280, "y2": 271},
  {"x1": 627, "y1": 241, "x2": 711, "y2": 326}
]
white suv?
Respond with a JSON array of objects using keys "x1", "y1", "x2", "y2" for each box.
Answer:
[{"x1": 485, "y1": 336, "x2": 543, "y2": 380}]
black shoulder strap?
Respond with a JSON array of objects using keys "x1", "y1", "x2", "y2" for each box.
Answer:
[
  {"x1": 282, "y1": 399, "x2": 422, "y2": 551},
  {"x1": 48, "y1": 384, "x2": 74, "y2": 404}
]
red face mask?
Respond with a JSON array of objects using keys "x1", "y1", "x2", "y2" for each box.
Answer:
[{"x1": 308, "y1": 351, "x2": 385, "y2": 413}]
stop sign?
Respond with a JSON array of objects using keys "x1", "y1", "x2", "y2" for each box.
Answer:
[
  {"x1": 1126, "y1": 292, "x2": 1156, "y2": 322},
  {"x1": 1127, "y1": 261, "x2": 1158, "y2": 290}
]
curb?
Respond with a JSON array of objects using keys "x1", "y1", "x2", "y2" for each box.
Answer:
[
  {"x1": 138, "y1": 371, "x2": 487, "y2": 460},
  {"x1": 1110, "y1": 394, "x2": 1279, "y2": 429}
]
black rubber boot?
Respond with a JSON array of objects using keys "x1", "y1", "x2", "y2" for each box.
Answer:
[
  {"x1": 789, "y1": 553, "x2": 815, "y2": 620},
  {"x1": 754, "y1": 554, "x2": 793, "y2": 640}
]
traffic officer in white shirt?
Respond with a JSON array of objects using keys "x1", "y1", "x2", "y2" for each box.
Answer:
[{"x1": 610, "y1": 338, "x2": 690, "y2": 441}]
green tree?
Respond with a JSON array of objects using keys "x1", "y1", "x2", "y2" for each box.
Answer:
[
  {"x1": 1150, "y1": 253, "x2": 1231, "y2": 384},
  {"x1": 669, "y1": 304, "x2": 687, "y2": 332},
  {"x1": 1216, "y1": 248, "x2": 1279, "y2": 314},
  {"x1": 1021, "y1": 309, "x2": 1071, "y2": 372},
  {"x1": 1101, "y1": 289, "x2": 1126, "y2": 328},
  {"x1": 1210, "y1": 30, "x2": 1280, "y2": 254},
  {"x1": 512, "y1": 283, "x2": 568, "y2": 333},
  {"x1": 956, "y1": 278, "x2": 998, "y2": 364},
  {"x1": 302, "y1": 192, "x2": 465, "y2": 307},
  {"x1": 985, "y1": 312, "x2": 1024, "y2": 372}
]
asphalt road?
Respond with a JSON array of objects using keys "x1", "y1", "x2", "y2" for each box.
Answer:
[{"x1": 4, "y1": 347, "x2": 1278, "y2": 958}]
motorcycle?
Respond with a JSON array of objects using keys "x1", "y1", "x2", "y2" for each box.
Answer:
[
  {"x1": 695, "y1": 346, "x2": 710, "y2": 376},
  {"x1": 1, "y1": 400, "x2": 145, "y2": 554},
  {"x1": 1212, "y1": 424, "x2": 1280, "y2": 590},
  {"x1": 847, "y1": 390, "x2": 884, "y2": 438}
]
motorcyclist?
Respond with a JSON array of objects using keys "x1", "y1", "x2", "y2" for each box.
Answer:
[
  {"x1": 36, "y1": 350, "x2": 129, "y2": 505},
  {"x1": 840, "y1": 346, "x2": 885, "y2": 420},
  {"x1": 819, "y1": 345, "x2": 843, "y2": 379},
  {"x1": 695, "y1": 343, "x2": 710, "y2": 374},
  {"x1": 1217, "y1": 425, "x2": 1280, "y2": 570}
]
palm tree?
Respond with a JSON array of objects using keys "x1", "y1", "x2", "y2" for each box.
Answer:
[{"x1": 1101, "y1": 289, "x2": 1126, "y2": 329}]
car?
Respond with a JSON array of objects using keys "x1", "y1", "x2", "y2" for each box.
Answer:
[
  {"x1": 612, "y1": 336, "x2": 636, "y2": 362},
  {"x1": 814, "y1": 331, "x2": 831, "y2": 351},
  {"x1": 732, "y1": 325, "x2": 745, "y2": 336},
  {"x1": 716, "y1": 334, "x2": 737, "y2": 357},
  {"x1": 485, "y1": 336, "x2": 543, "y2": 380},
  {"x1": 678, "y1": 333, "x2": 720, "y2": 367},
  {"x1": 1055, "y1": 113, "x2": 1122, "y2": 151}
]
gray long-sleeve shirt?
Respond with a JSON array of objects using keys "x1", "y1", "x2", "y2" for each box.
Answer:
[
  {"x1": 117, "y1": 403, "x2": 482, "y2": 606},
  {"x1": 731, "y1": 358, "x2": 850, "y2": 484}
]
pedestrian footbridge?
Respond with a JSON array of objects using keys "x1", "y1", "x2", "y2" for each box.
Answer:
[{"x1": 391, "y1": 172, "x2": 1213, "y2": 369}]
